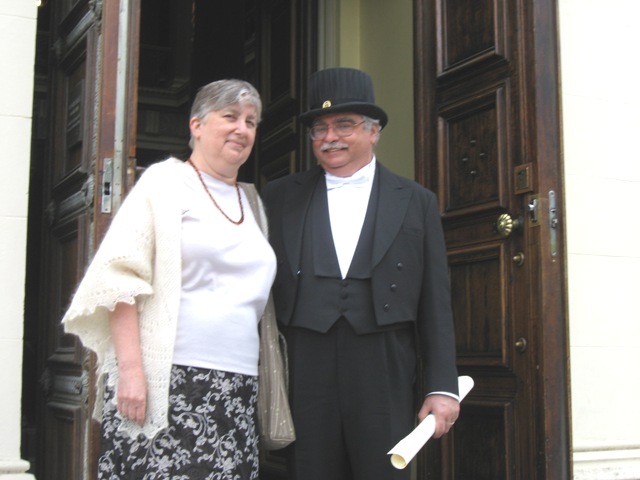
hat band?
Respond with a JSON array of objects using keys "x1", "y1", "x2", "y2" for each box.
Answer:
[{"x1": 310, "y1": 97, "x2": 373, "y2": 110}]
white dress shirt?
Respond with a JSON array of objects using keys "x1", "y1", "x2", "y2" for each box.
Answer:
[{"x1": 325, "y1": 158, "x2": 377, "y2": 278}]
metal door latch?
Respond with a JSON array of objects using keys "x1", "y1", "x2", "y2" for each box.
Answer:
[
  {"x1": 101, "y1": 158, "x2": 113, "y2": 214},
  {"x1": 527, "y1": 196, "x2": 539, "y2": 225},
  {"x1": 549, "y1": 191, "x2": 558, "y2": 257}
]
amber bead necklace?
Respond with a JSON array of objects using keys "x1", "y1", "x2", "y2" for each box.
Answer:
[{"x1": 187, "y1": 158, "x2": 244, "y2": 225}]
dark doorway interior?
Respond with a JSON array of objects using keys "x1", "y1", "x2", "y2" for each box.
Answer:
[{"x1": 135, "y1": 0, "x2": 258, "y2": 182}]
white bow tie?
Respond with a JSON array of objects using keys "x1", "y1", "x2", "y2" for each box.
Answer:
[{"x1": 325, "y1": 172, "x2": 370, "y2": 190}]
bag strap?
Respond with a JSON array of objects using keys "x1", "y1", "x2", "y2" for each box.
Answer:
[
  {"x1": 239, "y1": 182, "x2": 269, "y2": 238},
  {"x1": 240, "y1": 183, "x2": 289, "y2": 383}
]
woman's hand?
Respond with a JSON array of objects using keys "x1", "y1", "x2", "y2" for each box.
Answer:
[
  {"x1": 109, "y1": 301, "x2": 147, "y2": 425},
  {"x1": 116, "y1": 362, "x2": 147, "y2": 425}
]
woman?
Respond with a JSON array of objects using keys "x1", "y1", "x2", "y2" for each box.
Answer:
[{"x1": 63, "y1": 79, "x2": 274, "y2": 479}]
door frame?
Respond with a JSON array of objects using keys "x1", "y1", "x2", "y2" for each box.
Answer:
[
  {"x1": 95, "y1": 0, "x2": 141, "y2": 227},
  {"x1": 525, "y1": 1, "x2": 571, "y2": 476},
  {"x1": 89, "y1": 0, "x2": 142, "y2": 475}
]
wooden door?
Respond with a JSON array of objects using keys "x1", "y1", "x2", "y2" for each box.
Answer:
[
  {"x1": 415, "y1": 0, "x2": 570, "y2": 478},
  {"x1": 25, "y1": 0, "x2": 140, "y2": 478}
]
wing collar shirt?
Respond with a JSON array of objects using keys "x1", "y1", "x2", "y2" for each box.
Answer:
[{"x1": 325, "y1": 157, "x2": 376, "y2": 279}]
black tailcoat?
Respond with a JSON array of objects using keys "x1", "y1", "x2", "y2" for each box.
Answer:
[{"x1": 262, "y1": 162, "x2": 458, "y2": 396}]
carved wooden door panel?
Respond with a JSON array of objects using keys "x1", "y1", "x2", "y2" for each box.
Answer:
[
  {"x1": 415, "y1": 0, "x2": 570, "y2": 478},
  {"x1": 32, "y1": 2, "x2": 99, "y2": 478}
]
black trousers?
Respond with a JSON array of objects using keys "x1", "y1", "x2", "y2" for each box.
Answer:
[{"x1": 283, "y1": 319, "x2": 417, "y2": 480}]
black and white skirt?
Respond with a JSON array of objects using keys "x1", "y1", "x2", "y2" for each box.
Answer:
[{"x1": 98, "y1": 365, "x2": 259, "y2": 480}]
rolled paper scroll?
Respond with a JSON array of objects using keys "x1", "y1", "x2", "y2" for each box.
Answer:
[{"x1": 388, "y1": 375, "x2": 474, "y2": 469}]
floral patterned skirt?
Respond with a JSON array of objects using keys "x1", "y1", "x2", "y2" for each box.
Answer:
[{"x1": 98, "y1": 365, "x2": 259, "y2": 480}]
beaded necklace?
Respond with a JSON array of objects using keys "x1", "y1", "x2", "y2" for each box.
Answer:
[{"x1": 186, "y1": 158, "x2": 244, "y2": 225}]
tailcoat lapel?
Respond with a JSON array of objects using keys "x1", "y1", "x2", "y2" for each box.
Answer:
[
  {"x1": 281, "y1": 166, "x2": 325, "y2": 277},
  {"x1": 371, "y1": 164, "x2": 413, "y2": 268}
]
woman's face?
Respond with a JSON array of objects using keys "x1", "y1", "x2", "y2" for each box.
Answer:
[{"x1": 189, "y1": 102, "x2": 258, "y2": 183}]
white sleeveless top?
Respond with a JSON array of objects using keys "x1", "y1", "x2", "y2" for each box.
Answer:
[{"x1": 173, "y1": 163, "x2": 276, "y2": 376}]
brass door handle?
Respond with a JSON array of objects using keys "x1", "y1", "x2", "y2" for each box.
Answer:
[
  {"x1": 515, "y1": 337, "x2": 527, "y2": 353},
  {"x1": 496, "y1": 213, "x2": 523, "y2": 237}
]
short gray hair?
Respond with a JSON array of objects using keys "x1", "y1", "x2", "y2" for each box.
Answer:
[
  {"x1": 362, "y1": 115, "x2": 381, "y2": 145},
  {"x1": 189, "y1": 79, "x2": 262, "y2": 148}
]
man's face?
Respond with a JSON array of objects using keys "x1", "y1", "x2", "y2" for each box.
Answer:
[{"x1": 310, "y1": 112, "x2": 379, "y2": 177}]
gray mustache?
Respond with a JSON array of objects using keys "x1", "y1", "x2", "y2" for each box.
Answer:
[{"x1": 320, "y1": 141, "x2": 349, "y2": 152}]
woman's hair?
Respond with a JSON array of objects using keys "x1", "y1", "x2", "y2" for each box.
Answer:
[{"x1": 189, "y1": 79, "x2": 262, "y2": 148}]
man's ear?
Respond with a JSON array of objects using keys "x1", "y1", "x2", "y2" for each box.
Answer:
[{"x1": 370, "y1": 123, "x2": 381, "y2": 144}]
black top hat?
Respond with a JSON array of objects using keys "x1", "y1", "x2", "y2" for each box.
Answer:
[{"x1": 299, "y1": 67, "x2": 388, "y2": 128}]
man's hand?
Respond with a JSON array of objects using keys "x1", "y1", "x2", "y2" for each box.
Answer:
[{"x1": 417, "y1": 394, "x2": 460, "y2": 438}]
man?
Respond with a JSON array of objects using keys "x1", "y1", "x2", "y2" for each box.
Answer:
[{"x1": 262, "y1": 67, "x2": 459, "y2": 480}]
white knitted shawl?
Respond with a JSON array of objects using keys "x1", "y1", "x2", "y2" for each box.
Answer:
[{"x1": 62, "y1": 157, "x2": 269, "y2": 439}]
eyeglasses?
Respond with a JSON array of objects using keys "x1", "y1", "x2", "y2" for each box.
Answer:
[{"x1": 308, "y1": 120, "x2": 366, "y2": 140}]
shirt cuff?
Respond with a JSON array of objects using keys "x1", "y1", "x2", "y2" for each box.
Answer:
[{"x1": 427, "y1": 391, "x2": 460, "y2": 402}]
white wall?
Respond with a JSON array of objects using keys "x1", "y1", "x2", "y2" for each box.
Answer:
[
  {"x1": 559, "y1": 0, "x2": 640, "y2": 478},
  {"x1": 0, "y1": 1, "x2": 38, "y2": 478}
]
